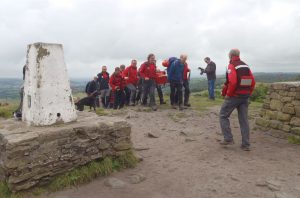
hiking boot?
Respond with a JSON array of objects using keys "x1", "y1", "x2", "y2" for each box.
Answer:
[
  {"x1": 172, "y1": 105, "x2": 177, "y2": 109},
  {"x1": 151, "y1": 105, "x2": 157, "y2": 111},
  {"x1": 219, "y1": 139, "x2": 234, "y2": 145},
  {"x1": 160, "y1": 101, "x2": 166, "y2": 105},
  {"x1": 179, "y1": 105, "x2": 184, "y2": 111},
  {"x1": 184, "y1": 103, "x2": 191, "y2": 107},
  {"x1": 240, "y1": 145, "x2": 251, "y2": 151}
]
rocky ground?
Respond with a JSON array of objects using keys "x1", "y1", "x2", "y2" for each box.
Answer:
[{"x1": 38, "y1": 102, "x2": 300, "y2": 198}]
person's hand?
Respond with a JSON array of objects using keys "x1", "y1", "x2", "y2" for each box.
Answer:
[
  {"x1": 145, "y1": 77, "x2": 149, "y2": 80},
  {"x1": 225, "y1": 95, "x2": 230, "y2": 99},
  {"x1": 115, "y1": 86, "x2": 119, "y2": 89},
  {"x1": 124, "y1": 77, "x2": 129, "y2": 80}
]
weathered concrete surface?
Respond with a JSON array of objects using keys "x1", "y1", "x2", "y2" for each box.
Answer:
[
  {"x1": 0, "y1": 112, "x2": 132, "y2": 192},
  {"x1": 256, "y1": 82, "x2": 300, "y2": 135},
  {"x1": 23, "y1": 42, "x2": 77, "y2": 126}
]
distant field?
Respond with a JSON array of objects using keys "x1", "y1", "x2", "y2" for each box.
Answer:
[{"x1": 0, "y1": 72, "x2": 299, "y2": 100}]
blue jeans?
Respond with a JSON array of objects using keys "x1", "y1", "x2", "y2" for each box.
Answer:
[{"x1": 208, "y1": 80, "x2": 215, "y2": 99}]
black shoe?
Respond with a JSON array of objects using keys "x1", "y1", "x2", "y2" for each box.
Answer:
[
  {"x1": 240, "y1": 145, "x2": 251, "y2": 151},
  {"x1": 184, "y1": 103, "x2": 191, "y2": 107},
  {"x1": 220, "y1": 139, "x2": 234, "y2": 145}
]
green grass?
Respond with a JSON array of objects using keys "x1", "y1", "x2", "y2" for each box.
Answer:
[
  {"x1": 288, "y1": 135, "x2": 300, "y2": 145},
  {"x1": 95, "y1": 108, "x2": 108, "y2": 116},
  {"x1": 0, "y1": 150, "x2": 138, "y2": 198},
  {"x1": 0, "y1": 102, "x2": 18, "y2": 119},
  {"x1": 190, "y1": 93, "x2": 223, "y2": 112}
]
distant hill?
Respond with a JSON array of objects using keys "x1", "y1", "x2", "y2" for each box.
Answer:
[{"x1": 0, "y1": 72, "x2": 299, "y2": 100}]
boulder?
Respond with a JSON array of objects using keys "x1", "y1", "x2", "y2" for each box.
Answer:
[
  {"x1": 270, "y1": 100, "x2": 283, "y2": 111},
  {"x1": 282, "y1": 104, "x2": 295, "y2": 115},
  {"x1": 277, "y1": 112, "x2": 291, "y2": 122},
  {"x1": 291, "y1": 127, "x2": 300, "y2": 135},
  {"x1": 290, "y1": 117, "x2": 300, "y2": 127},
  {"x1": 255, "y1": 118, "x2": 270, "y2": 127}
]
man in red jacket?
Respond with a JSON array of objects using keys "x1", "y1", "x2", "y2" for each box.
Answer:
[
  {"x1": 220, "y1": 49, "x2": 256, "y2": 151},
  {"x1": 139, "y1": 53, "x2": 157, "y2": 111},
  {"x1": 123, "y1": 60, "x2": 138, "y2": 106},
  {"x1": 109, "y1": 67, "x2": 126, "y2": 109}
]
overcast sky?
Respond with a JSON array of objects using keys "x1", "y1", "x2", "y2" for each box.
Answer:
[{"x1": 0, "y1": 0, "x2": 299, "y2": 78}]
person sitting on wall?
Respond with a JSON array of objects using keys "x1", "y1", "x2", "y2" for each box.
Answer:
[{"x1": 109, "y1": 67, "x2": 126, "y2": 109}]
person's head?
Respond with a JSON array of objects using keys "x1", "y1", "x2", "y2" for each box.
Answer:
[
  {"x1": 114, "y1": 67, "x2": 120, "y2": 75},
  {"x1": 102, "y1": 66, "x2": 107, "y2": 73},
  {"x1": 180, "y1": 54, "x2": 188, "y2": 64},
  {"x1": 131, "y1": 59, "x2": 137, "y2": 67},
  {"x1": 147, "y1": 53, "x2": 155, "y2": 64},
  {"x1": 228, "y1": 49, "x2": 240, "y2": 59},
  {"x1": 204, "y1": 57, "x2": 211, "y2": 64},
  {"x1": 93, "y1": 76, "x2": 98, "y2": 81},
  {"x1": 120, "y1": 64, "x2": 125, "y2": 71}
]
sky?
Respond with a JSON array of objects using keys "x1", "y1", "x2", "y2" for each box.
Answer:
[{"x1": 0, "y1": 0, "x2": 299, "y2": 78}]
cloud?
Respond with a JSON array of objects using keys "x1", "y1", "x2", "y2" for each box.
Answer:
[{"x1": 0, "y1": 0, "x2": 299, "y2": 78}]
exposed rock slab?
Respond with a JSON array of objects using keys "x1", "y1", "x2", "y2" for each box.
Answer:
[{"x1": 0, "y1": 111, "x2": 132, "y2": 192}]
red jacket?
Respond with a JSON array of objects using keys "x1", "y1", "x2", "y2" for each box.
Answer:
[
  {"x1": 155, "y1": 71, "x2": 168, "y2": 85},
  {"x1": 123, "y1": 65, "x2": 138, "y2": 85},
  {"x1": 109, "y1": 73, "x2": 125, "y2": 91},
  {"x1": 183, "y1": 64, "x2": 190, "y2": 81},
  {"x1": 139, "y1": 62, "x2": 157, "y2": 79},
  {"x1": 222, "y1": 56, "x2": 256, "y2": 97}
]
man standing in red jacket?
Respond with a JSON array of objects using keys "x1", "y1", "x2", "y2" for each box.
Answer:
[
  {"x1": 220, "y1": 49, "x2": 256, "y2": 151},
  {"x1": 139, "y1": 53, "x2": 157, "y2": 111},
  {"x1": 109, "y1": 67, "x2": 126, "y2": 109},
  {"x1": 123, "y1": 60, "x2": 138, "y2": 106}
]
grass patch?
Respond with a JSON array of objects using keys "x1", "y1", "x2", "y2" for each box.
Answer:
[
  {"x1": 95, "y1": 108, "x2": 108, "y2": 116},
  {"x1": 0, "y1": 102, "x2": 18, "y2": 119},
  {"x1": 190, "y1": 93, "x2": 223, "y2": 112},
  {"x1": 288, "y1": 135, "x2": 300, "y2": 145},
  {"x1": 0, "y1": 150, "x2": 138, "y2": 198}
]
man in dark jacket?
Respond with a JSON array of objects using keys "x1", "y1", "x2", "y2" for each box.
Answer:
[
  {"x1": 201, "y1": 57, "x2": 216, "y2": 100},
  {"x1": 97, "y1": 66, "x2": 110, "y2": 108},
  {"x1": 168, "y1": 54, "x2": 187, "y2": 110}
]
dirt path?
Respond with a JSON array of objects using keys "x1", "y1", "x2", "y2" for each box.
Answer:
[{"x1": 39, "y1": 105, "x2": 300, "y2": 198}]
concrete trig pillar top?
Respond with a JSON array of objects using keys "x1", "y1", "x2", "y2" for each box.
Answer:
[{"x1": 22, "y1": 42, "x2": 77, "y2": 126}]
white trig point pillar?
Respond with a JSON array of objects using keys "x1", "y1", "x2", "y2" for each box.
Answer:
[{"x1": 22, "y1": 43, "x2": 77, "y2": 126}]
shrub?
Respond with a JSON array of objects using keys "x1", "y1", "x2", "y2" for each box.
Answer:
[{"x1": 250, "y1": 83, "x2": 268, "y2": 102}]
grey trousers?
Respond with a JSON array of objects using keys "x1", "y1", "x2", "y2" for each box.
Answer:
[
  {"x1": 126, "y1": 83, "x2": 137, "y2": 103},
  {"x1": 219, "y1": 97, "x2": 250, "y2": 146}
]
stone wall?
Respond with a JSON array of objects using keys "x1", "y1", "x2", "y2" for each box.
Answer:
[
  {"x1": 0, "y1": 112, "x2": 132, "y2": 192},
  {"x1": 256, "y1": 82, "x2": 300, "y2": 135}
]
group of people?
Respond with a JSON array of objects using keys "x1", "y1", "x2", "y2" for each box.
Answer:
[{"x1": 84, "y1": 53, "x2": 213, "y2": 111}]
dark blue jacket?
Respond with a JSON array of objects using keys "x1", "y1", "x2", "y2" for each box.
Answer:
[
  {"x1": 168, "y1": 59, "x2": 184, "y2": 83},
  {"x1": 97, "y1": 72, "x2": 110, "y2": 90}
]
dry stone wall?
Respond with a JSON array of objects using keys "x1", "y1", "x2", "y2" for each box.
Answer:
[
  {"x1": 256, "y1": 82, "x2": 300, "y2": 135},
  {"x1": 0, "y1": 112, "x2": 132, "y2": 192}
]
